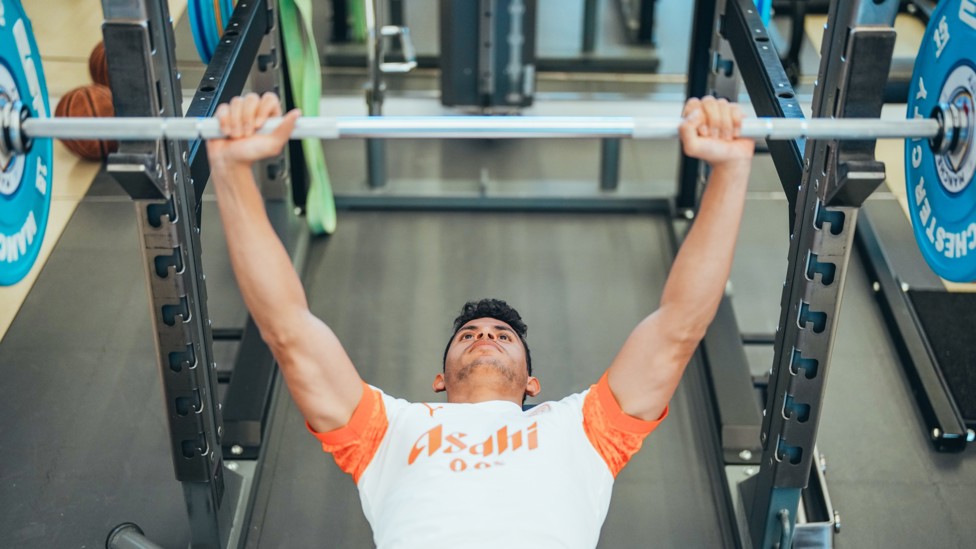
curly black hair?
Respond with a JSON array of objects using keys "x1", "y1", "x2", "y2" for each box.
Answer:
[{"x1": 442, "y1": 298, "x2": 532, "y2": 376}]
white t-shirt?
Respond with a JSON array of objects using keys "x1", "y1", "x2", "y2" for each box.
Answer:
[{"x1": 308, "y1": 373, "x2": 667, "y2": 548}]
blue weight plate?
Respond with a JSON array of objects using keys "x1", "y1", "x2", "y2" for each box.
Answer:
[
  {"x1": 189, "y1": 0, "x2": 215, "y2": 63},
  {"x1": 189, "y1": 0, "x2": 234, "y2": 64},
  {"x1": 0, "y1": 0, "x2": 52, "y2": 286},
  {"x1": 753, "y1": 0, "x2": 771, "y2": 26},
  {"x1": 905, "y1": 0, "x2": 976, "y2": 282}
]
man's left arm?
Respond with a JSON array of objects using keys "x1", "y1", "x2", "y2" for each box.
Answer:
[{"x1": 606, "y1": 97, "x2": 755, "y2": 421}]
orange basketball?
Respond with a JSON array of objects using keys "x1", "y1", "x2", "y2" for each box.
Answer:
[
  {"x1": 54, "y1": 84, "x2": 118, "y2": 162},
  {"x1": 88, "y1": 41, "x2": 109, "y2": 87}
]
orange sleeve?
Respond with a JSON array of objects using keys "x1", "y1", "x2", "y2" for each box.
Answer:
[
  {"x1": 582, "y1": 372, "x2": 668, "y2": 477},
  {"x1": 306, "y1": 382, "x2": 389, "y2": 483}
]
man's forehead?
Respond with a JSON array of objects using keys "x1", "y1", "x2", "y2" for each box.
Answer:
[{"x1": 459, "y1": 317, "x2": 515, "y2": 331}]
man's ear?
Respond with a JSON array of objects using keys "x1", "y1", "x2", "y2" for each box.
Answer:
[
  {"x1": 524, "y1": 376, "x2": 541, "y2": 398},
  {"x1": 432, "y1": 373, "x2": 446, "y2": 393}
]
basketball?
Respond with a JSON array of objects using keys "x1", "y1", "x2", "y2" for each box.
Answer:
[
  {"x1": 88, "y1": 41, "x2": 109, "y2": 87},
  {"x1": 54, "y1": 84, "x2": 118, "y2": 161}
]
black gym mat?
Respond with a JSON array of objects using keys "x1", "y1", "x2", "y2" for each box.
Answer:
[
  {"x1": 0, "y1": 171, "x2": 245, "y2": 547},
  {"x1": 909, "y1": 289, "x2": 976, "y2": 422},
  {"x1": 0, "y1": 198, "x2": 191, "y2": 547}
]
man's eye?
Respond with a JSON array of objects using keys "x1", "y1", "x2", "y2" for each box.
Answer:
[
  {"x1": 500, "y1": 334, "x2": 510, "y2": 341},
  {"x1": 461, "y1": 334, "x2": 473, "y2": 340}
]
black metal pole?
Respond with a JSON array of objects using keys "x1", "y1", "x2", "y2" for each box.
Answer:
[
  {"x1": 389, "y1": 0, "x2": 404, "y2": 54},
  {"x1": 675, "y1": 0, "x2": 717, "y2": 211},
  {"x1": 367, "y1": 0, "x2": 388, "y2": 188},
  {"x1": 637, "y1": 0, "x2": 656, "y2": 44},
  {"x1": 367, "y1": 138, "x2": 388, "y2": 189},
  {"x1": 599, "y1": 139, "x2": 621, "y2": 191},
  {"x1": 582, "y1": 0, "x2": 598, "y2": 54},
  {"x1": 390, "y1": 0, "x2": 404, "y2": 25},
  {"x1": 331, "y1": 0, "x2": 350, "y2": 42}
]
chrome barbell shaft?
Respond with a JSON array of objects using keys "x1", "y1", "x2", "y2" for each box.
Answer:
[{"x1": 21, "y1": 115, "x2": 942, "y2": 141}]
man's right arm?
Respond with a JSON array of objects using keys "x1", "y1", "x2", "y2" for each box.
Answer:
[{"x1": 207, "y1": 93, "x2": 362, "y2": 433}]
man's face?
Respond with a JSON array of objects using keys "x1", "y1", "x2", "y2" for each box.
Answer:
[{"x1": 436, "y1": 317, "x2": 536, "y2": 400}]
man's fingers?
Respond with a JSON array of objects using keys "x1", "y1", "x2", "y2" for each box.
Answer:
[
  {"x1": 679, "y1": 114, "x2": 698, "y2": 146},
  {"x1": 730, "y1": 103, "x2": 744, "y2": 138},
  {"x1": 209, "y1": 94, "x2": 296, "y2": 167},
  {"x1": 680, "y1": 95, "x2": 756, "y2": 165},
  {"x1": 717, "y1": 98, "x2": 733, "y2": 140},
  {"x1": 228, "y1": 96, "x2": 245, "y2": 138},
  {"x1": 241, "y1": 93, "x2": 261, "y2": 136},
  {"x1": 254, "y1": 92, "x2": 282, "y2": 130},
  {"x1": 700, "y1": 96, "x2": 721, "y2": 138},
  {"x1": 271, "y1": 109, "x2": 302, "y2": 144},
  {"x1": 215, "y1": 103, "x2": 231, "y2": 137},
  {"x1": 679, "y1": 97, "x2": 704, "y2": 153},
  {"x1": 683, "y1": 95, "x2": 744, "y2": 141}
]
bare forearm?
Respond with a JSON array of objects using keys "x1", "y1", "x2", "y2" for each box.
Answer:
[
  {"x1": 211, "y1": 161, "x2": 363, "y2": 430},
  {"x1": 660, "y1": 160, "x2": 750, "y2": 335},
  {"x1": 607, "y1": 97, "x2": 754, "y2": 421},
  {"x1": 204, "y1": 96, "x2": 362, "y2": 432},
  {"x1": 607, "y1": 161, "x2": 750, "y2": 420},
  {"x1": 211, "y1": 161, "x2": 309, "y2": 338}
]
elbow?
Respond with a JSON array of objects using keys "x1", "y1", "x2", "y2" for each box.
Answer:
[
  {"x1": 257, "y1": 312, "x2": 307, "y2": 356},
  {"x1": 657, "y1": 305, "x2": 709, "y2": 347},
  {"x1": 261, "y1": 327, "x2": 292, "y2": 356},
  {"x1": 670, "y1": 324, "x2": 706, "y2": 351}
]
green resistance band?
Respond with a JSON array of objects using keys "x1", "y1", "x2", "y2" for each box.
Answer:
[
  {"x1": 279, "y1": 0, "x2": 337, "y2": 235},
  {"x1": 348, "y1": 0, "x2": 367, "y2": 43}
]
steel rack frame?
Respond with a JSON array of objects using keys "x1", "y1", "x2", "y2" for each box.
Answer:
[
  {"x1": 101, "y1": 0, "x2": 305, "y2": 546},
  {"x1": 681, "y1": 0, "x2": 911, "y2": 547}
]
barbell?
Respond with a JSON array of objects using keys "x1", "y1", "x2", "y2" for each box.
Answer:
[
  {"x1": 0, "y1": 104, "x2": 952, "y2": 144},
  {"x1": 0, "y1": 0, "x2": 974, "y2": 285}
]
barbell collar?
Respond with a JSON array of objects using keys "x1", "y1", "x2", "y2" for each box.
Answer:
[
  {"x1": 929, "y1": 102, "x2": 961, "y2": 155},
  {"x1": 0, "y1": 94, "x2": 30, "y2": 169}
]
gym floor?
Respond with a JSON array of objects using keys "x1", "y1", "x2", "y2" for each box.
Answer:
[{"x1": 2, "y1": 0, "x2": 975, "y2": 547}]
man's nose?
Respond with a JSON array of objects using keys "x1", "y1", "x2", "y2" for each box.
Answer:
[{"x1": 476, "y1": 331, "x2": 495, "y2": 340}]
